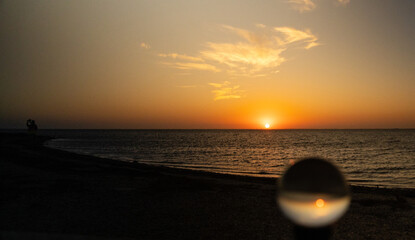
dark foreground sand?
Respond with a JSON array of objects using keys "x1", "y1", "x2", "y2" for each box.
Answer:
[{"x1": 1, "y1": 133, "x2": 414, "y2": 239}]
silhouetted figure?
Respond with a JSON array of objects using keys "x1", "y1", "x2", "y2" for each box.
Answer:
[{"x1": 26, "y1": 119, "x2": 38, "y2": 133}]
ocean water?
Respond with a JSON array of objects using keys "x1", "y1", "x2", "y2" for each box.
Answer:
[{"x1": 42, "y1": 129, "x2": 415, "y2": 189}]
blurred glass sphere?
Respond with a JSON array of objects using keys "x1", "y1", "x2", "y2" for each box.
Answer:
[{"x1": 277, "y1": 158, "x2": 350, "y2": 228}]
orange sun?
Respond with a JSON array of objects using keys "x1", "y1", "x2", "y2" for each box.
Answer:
[
  {"x1": 315, "y1": 198, "x2": 325, "y2": 208},
  {"x1": 265, "y1": 123, "x2": 270, "y2": 129}
]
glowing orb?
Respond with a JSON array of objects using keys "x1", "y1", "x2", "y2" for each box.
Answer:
[
  {"x1": 265, "y1": 123, "x2": 270, "y2": 129},
  {"x1": 315, "y1": 198, "x2": 325, "y2": 208},
  {"x1": 277, "y1": 158, "x2": 350, "y2": 227}
]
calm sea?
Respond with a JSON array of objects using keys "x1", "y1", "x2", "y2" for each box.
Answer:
[{"x1": 42, "y1": 129, "x2": 415, "y2": 189}]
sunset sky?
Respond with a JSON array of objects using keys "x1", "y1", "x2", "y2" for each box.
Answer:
[{"x1": 1, "y1": 0, "x2": 414, "y2": 129}]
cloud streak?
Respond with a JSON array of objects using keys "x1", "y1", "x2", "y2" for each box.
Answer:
[
  {"x1": 289, "y1": 0, "x2": 316, "y2": 13},
  {"x1": 208, "y1": 81, "x2": 244, "y2": 101},
  {"x1": 140, "y1": 42, "x2": 150, "y2": 49},
  {"x1": 159, "y1": 24, "x2": 319, "y2": 76},
  {"x1": 337, "y1": 0, "x2": 350, "y2": 5},
  {"x1": 289, "y1": 0, "x2": 351, "y2": 12},
  {"x1": 274, "y1": 27, "x2": 319, "y2": 49},
  {"x1": 161, "y1": 62, "x2": 220, "y2": 72},
  {"x1": 158, "y1": 53, "x2": 204, "y2": 62}
]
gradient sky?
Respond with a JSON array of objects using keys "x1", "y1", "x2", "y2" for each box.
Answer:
[{"x1": 1, "y1": 0, "x2": 414, "y2": 129}]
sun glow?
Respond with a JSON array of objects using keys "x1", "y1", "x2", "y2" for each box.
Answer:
[
  {"x1": 265, "y1": 123, "x2": 270, "y2": 129},
  {"x1": 315, "y1": 198, "x2": 325, "y2": 208}
]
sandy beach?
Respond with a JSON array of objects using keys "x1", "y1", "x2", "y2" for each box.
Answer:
[{"x1": 0, "y1": 133, "x2": 414, "y2": 239}]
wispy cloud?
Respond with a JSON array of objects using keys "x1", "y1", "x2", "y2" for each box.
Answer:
[
  {"x1": 200, "y1": 42, "x2": 286, "y2": 73},
  {"x1": 289, "y1": 0, "x2": 316, "y2": 13},
  {"x1": 162, "y1": 62, "x2": 220, "y2": 72},
  {"x1": 140, "y1": 42, "x2": 150, "y2": 49},
  {"x1": 159, "y1": 24, "x2": 318, "y2": 76},
  {"x1": 158, "y1": 53, "x2": 204, "y2": 62},
  {"x1": 256, "y1": 23, "x2": 266, "y2": 29},
  {"x1": 208, "y1": 81, "x2": 244, "y2": 101},
  {"x1": 337, "y1": 0, "x2": 350, "y2": 5},
  {"x1": 288, "y1": 0, "x2": 351, "y2": 12},
  {"x1": 274, "y1": 27, "x2": 319, "y2": 49},
  {"x1": 198, "y1": 25, "x2": 288, "y2": 75}
]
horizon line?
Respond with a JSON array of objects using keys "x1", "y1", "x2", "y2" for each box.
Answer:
[{"x1": 1, "y1": 128, "x2": 415, "y2": 131}]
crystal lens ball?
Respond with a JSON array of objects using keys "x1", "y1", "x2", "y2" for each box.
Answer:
[{"x1": 277, "y1": 158, "x2": 350, "y2": 228}]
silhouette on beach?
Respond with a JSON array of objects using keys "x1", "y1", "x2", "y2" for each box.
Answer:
[{"x1": 26, "y1": 119, "x2": 38, "y2": 132}]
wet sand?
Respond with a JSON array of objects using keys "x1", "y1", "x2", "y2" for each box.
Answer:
[{"x1": 0, "y1": 133, "x2": 414, "y2": 239}]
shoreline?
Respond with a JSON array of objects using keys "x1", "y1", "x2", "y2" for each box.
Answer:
[
  {"x1": 44, "y1": 133, "x2": 414, "y2": 193},
  {"x1": 1, "y1": 133, "x2": 414, "y2": 239}
]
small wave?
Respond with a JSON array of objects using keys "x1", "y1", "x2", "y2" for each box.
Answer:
[
  {"x1": 156, "y1": 161, "x2": 187, "y2": 165},
  {"x1": 347, "y1": 170, "x2": 364, "y2": 174},
  {"x1": 370, "y1": 166, "x2": 411, "y2": 171},
  {"x1": 348, "y1": 179, "x2": 374, "y2": 183},
  {"x1": 272, "y1": 164, "x2": 285, "y2": 167}
]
